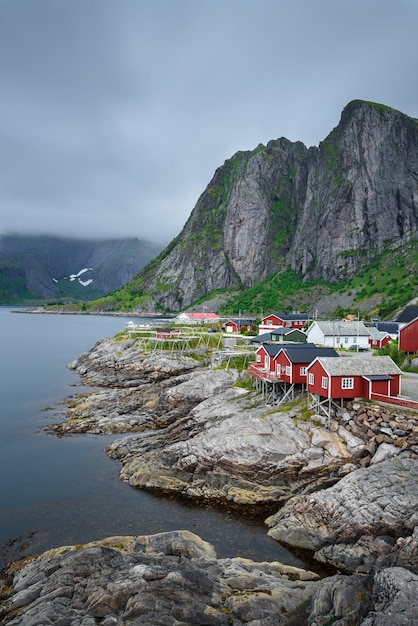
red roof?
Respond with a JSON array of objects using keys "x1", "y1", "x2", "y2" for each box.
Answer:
[{"x1": 180, "y1": 312, "x2": 219, "y2": 320}]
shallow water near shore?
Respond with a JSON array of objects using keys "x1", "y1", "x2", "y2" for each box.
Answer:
[{"x1": 0, "y1": 307, "x2": 317, "y2": 573}]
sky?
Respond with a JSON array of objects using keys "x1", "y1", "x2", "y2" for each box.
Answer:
[{"x1": 1, "y1": 0, "x2": 417, "y2": 246}]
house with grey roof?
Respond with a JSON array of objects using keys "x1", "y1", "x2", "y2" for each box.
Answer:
[
  {"x1": 306, "y1": 354, "x2": 402, "y2": 401},
  {"x1": 306, "y1": 320, "x2": 370, "y2": 350}
]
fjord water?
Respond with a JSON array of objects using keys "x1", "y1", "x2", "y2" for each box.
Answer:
[{"x1": 0, "y1": 307, "x2": 306, "y2": 571}]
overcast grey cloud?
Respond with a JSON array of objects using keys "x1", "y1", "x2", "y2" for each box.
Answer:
[{"x1": 1, "y1": 0, "x2": 417, "y2": 245}]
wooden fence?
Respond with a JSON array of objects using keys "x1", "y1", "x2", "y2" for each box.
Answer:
[{"x1": 370, "y1": 392, "x2": 418, "y2": 411}]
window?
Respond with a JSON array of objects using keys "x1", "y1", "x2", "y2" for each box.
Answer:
[
  {"x1": 267, "y1": 320, "x2": 273, "y2": 325},
  {"x1": 322, "y1": 376, "x2": 328, "y2": 389},
  {"x1": 276, "y1": 364, "x2": 280, "y2": 374},
  {"x1": 281, "y1": 365, "x2": 286, "y2": 373},
  {"x1": 300, "y1": 367, "x2": 306, "y2": 376},
  {"x1": 341, "y1": 377, "x2": 354, "y2": 389},
  {"x1": 256, "y1": 354, "x2": 261, "y2": 362},
  {"x1": 285, "y1": 366, "x2": 291, "y2": 376},
  {"x1": 344, "y1": 337, "x2": 349, "y2": 344},
  {"x1": 308, "y1": 373, "x2": 314, "y2": 385}
]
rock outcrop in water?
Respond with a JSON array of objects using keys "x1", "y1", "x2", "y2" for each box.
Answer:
[
  {"x1": 1, "y1": 531, "x2": 417, "y2": 626},
  {"x1": 267, "y1": 456, "x2": 418, "y2": 574}
]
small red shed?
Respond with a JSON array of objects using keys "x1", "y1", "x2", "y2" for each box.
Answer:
[
  {"x1": 224, "y1": 319, "x2": 253, "y2": 333},
  {"x1": 367, "y1": 326, "x2": 391, "y2": 349},
  {"x1": 306, "y1": 355, "x2": 402, "y2": 400},
  {"x1": 155, "y1": 328, "x2": 181, "y2": 339}
]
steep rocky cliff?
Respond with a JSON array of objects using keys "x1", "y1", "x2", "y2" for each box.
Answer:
[
  {"x1": 119, "y1": 100, "x2": 418, "y2": 312},
  {"x1": 289, "y1": 100, "x2": 418, "y2": 281}
]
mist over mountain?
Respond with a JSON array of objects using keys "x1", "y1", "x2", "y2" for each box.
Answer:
[{"x1": 0, "y1": 235, "x2": 163, "y2": 303}]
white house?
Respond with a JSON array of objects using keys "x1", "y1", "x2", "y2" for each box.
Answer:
[
  {"x1": 175, "y1": 312, "x2": 220, "y2": 324},
  {"x1": 306, "y1": 320, "x2": 370, "y2": 350}
]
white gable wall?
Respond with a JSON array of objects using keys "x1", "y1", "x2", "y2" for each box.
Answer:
[{"x1": 306, "y1": 322, "x2": 324, "y2": 345}]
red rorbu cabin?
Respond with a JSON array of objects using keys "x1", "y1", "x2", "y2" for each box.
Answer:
[
  {"x1": 249, "y1": 344, "x2": 283, "y2": 381},
  {"x1": 306, "y1": 355, "x2": 401, "y2": 401},
  {"x1": 274, "y1": 346, "x2": 339, "y2": 385}
]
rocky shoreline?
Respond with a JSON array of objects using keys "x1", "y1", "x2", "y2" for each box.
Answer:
[{"x1": 1, "y1": 332, "x2": 417, "y2": 624}]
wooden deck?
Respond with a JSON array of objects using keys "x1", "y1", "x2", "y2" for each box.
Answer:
[{"x1": 248, "y1": 362, "x2": 283, "y2": 382}]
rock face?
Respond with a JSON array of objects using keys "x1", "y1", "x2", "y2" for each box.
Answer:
[
  {"x1": 128, "y1": 100, "x2": 418, "y2": 310},
  {"x1": 0, "y1": 530, "x2": 323, "y2": 625},
  {"x1": 308, "y1": 568, "x2": 418, "y2": 626},
  {"x1": 2, "y1": 531, "x2": 417, "y2": 626},
  {"x1": 267, "y1": 457, "x2": 418, "y2": 574}
]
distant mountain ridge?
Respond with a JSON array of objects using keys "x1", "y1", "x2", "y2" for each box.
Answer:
[
  {"x1": 107, "y1": 99, "x2": 418, "y2": 313},
  {"x1": 0, "y1": 235, "x2": 163, "y2": 303}
]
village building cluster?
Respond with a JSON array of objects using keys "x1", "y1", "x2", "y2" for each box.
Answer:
[{"x1": 126, "y1": 305, "x2": 418, "y2": 418}]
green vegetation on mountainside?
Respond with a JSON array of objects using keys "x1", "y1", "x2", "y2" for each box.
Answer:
[
  {"x1": 333, "y1": 240, "x2": 418, "y2": 318},
  {"x1": 0, "y1": 260, "x2": 40, "y2": 304},
  {"x1": 218, "y1": 240, "x2": 418, "y2": 318},
  {"x1": 43, "y1": 239, "x2": 418, "y2": 320},
  {"x1": 218, "y1": 269, "x2": 329, "y2": 316}
]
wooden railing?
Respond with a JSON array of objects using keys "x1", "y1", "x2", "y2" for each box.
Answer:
[
  {"x1": 370, "y1": 393, "x2": 418, "y2": 410},
  {"x1": 248, "y1": 362, "x2": 283, "y2": 382}
]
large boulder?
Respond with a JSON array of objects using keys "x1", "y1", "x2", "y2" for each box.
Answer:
[
  {"x1": 0, "y1": 530, "x2": 321, "y2": 625},
  {"x1": 267, "y1": 457, "x2": 418, "y2": 573}
]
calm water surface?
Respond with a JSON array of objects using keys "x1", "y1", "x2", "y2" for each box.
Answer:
[{"x1": 0, "y1": 307, "x2": 310, "y2": 571}]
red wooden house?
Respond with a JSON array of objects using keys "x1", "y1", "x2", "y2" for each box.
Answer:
[
  {"x1": 274, "y1": 346, "x2": 339, "y2": 385},
  {"x1": 367, "y1": 326, "x2": 391, "y2": 349},
  {"x1": 223, "y1": 319, "x2": 253, "y2": 333},
  {"x1": 259, "y1": 312, "x2": 309, "y2": 334},
  {"x1": 399, "y1": 316, "x2": 418, "y2": 353},
  {"x1": 249, "y1": 344, "x2": 283, "y2": 381},
  {"x1": 155, "y1": 328, "x2": 181, "y2": 339},
  {"x1": 306, "y1": 355, "x2": 402, "y2": 401},
  {"x1": 248, "y1": 344, "x2": 338, "y2": 384}
]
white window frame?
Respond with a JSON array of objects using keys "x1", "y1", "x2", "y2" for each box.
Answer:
[
  {"x1": 344, "y1": 337, "x2": 349, "y2": 344},
  {"x1": 308, "y1": 373, "x2": 314, "y2": 385},
  {"x1": 256, "y1": 353, "x2": 261, "y2": 362},
  {"x1": 321, "y1": 376, "x2": 328, "y2": 389},
  {"x1": 341, "y1": 377, "x2": 354, "y2": 389},
  {"x1": 300, "y1": 366, "x2": 307, "y2": 376},
  {"x1": 285, "y1": 365, "x2": 291, "y2": 376}
]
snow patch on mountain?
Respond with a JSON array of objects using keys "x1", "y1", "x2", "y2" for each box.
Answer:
[{"x1": 69, "y1": 268, "x2": 93, "y2": 281}]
